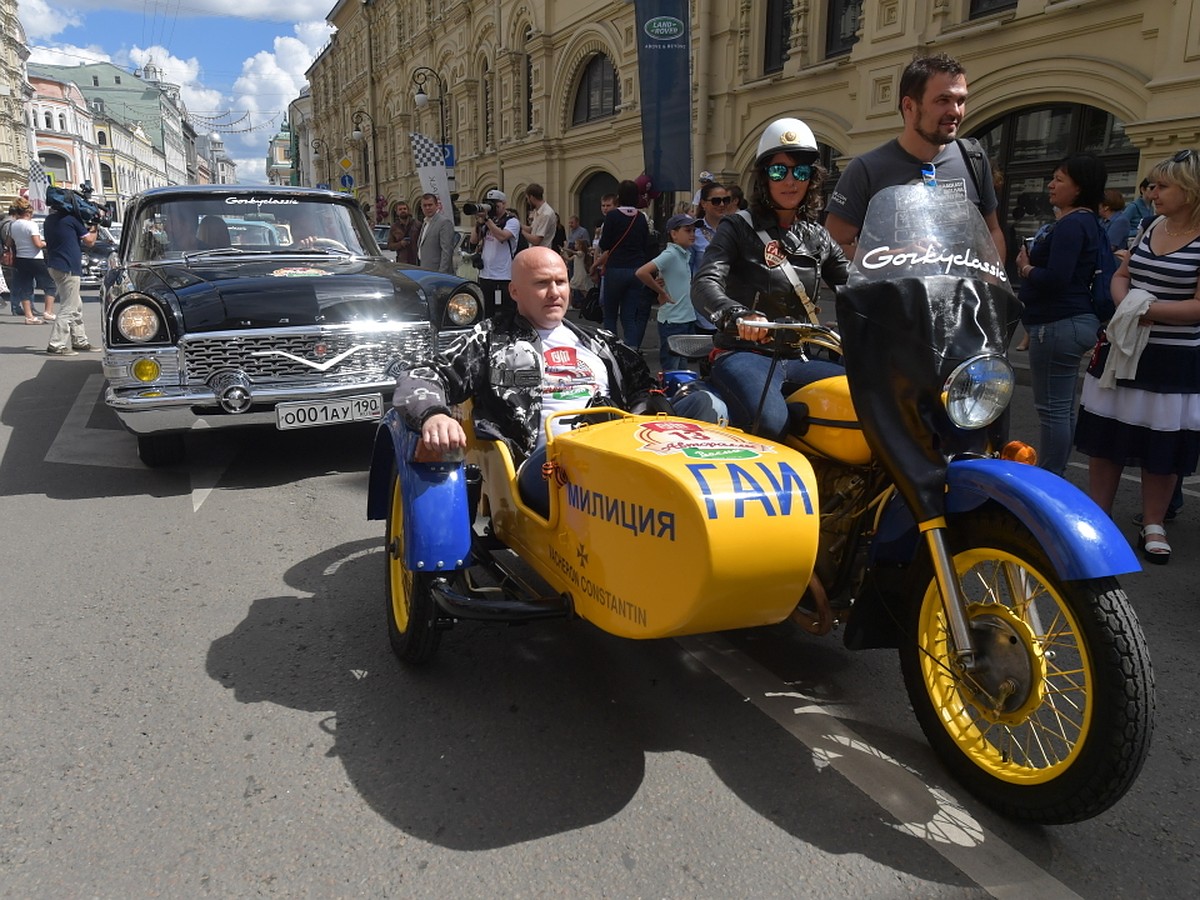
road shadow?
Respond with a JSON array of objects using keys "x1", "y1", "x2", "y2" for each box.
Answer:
[
  {"x1": 0, "y1": 355, "x2": 377, "y2": 499},
  {"x1": 204, "y1": 537, "x2": 998, "y2": 884}
]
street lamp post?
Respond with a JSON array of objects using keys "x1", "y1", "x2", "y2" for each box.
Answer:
[
  {"x1": 351, "y1": 109, "x2": 379, "y2": 218},
  {"x1": 411, "y1": 66, "x2": 448, "y2": 151},
  {"x1": 310, "y1": 137, "x2": 329, "y2": 187}
]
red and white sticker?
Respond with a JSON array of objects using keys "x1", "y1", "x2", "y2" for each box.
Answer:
[
  {"x1": 636, "y1": 420, "x2": 775, "y2": 460},
  {"x1": 763, "y1": 240, "x2": 787, "y2": 268}
]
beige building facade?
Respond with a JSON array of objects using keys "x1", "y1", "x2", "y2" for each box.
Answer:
[
  {"x1": 0, "y1": 0, "x2": 30, "y2": 199},
  {"x1": 306, "y1": 0, "x2": 1199, "y2": 240}
]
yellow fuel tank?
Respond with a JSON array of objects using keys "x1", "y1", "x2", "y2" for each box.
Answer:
[{"x1": 785, "y1": 375, "x2": 873, "y2": 466}]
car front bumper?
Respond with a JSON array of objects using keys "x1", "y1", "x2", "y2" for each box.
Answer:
[{"x1": 104, "y1": 374, "x2": 400, "y2": 434}]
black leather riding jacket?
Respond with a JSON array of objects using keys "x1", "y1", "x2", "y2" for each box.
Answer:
[{"x1": 692, "y1": 208, "x2": 849, "y2": 352}]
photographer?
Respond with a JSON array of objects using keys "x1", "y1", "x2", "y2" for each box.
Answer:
[
  {"x1": 464, "y1": 189, "x2": 520, "y2": 315},
  {"x1": 44, "y1": 193, "x2": 99, "y2": 355}
]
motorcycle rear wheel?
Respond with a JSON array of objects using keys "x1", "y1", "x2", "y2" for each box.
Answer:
[
  {"x1": 385, "y1": 467, "x2": 442, "y2": 665},
  {"x1": 899, "y1": 507, "x2": 1153, "y2": 824}
]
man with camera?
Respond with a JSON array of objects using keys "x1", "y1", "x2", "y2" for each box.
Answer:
[
  {"x1": 43, "y1": 195, "x2": 99, "y2": 355},
  {"x1": 464, "y1": 189, "x2": 521, "y2": 315}
]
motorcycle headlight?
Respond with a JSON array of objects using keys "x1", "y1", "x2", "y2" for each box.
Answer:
[
  {"x1": 116, "y1": 302, "x2": 163, "y2": 343},
  {"x1": 446, "y1": 290, "x2": 480, "y2": 327},
  {"x1": 943, "y1": 354, "x2": 1014, "y2": 429}
]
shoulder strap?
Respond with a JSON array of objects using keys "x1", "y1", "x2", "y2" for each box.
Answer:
[
  {"x1": 736, "y1": 210, "x2": 820, "y2": 324},
  {"x1": 956, "y1": 138, "x2": 986, "y2": 200}
]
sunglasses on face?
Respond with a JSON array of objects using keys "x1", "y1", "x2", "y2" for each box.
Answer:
[
  {"x1": 764, "y1": 163, "x2": 812, "y2": 183},
  {"x1": 707, "y1": 196, "x2": 733, "y2": 205}
]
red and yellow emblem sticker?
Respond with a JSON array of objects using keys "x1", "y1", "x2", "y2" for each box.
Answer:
[{"x1": 636, "y1": 420, "x2": 775, "y2": 460}]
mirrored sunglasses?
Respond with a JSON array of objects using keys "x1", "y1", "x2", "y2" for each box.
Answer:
[
  {"x1": 1173, "y1": 148, "x2": 1195, "y2": 164},
  {"x1": 764, "y1": 163, "x2": 812, "y2": 183}
]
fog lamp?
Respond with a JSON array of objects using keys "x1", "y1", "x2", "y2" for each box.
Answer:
[{"x1": 132, "y1": 358, "x2": 161, "y2": 383}]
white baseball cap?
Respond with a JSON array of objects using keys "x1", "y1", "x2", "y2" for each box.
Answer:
[{"x1": 485, "y1": 189, "x2": 507, "y2": 202}]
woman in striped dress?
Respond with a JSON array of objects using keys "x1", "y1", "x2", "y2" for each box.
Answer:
[{"x1": 1075, "y1": 149, "x2": 1200, "y2": 563}]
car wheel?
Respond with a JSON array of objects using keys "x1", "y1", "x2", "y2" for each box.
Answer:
[{"x1": 137, "y1": 433, "x2": 185, "y2": 467}]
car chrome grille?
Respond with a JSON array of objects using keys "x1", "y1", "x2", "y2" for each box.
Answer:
[{"x1": 180, "y1": 324, "x2": 433, "y2": 383}]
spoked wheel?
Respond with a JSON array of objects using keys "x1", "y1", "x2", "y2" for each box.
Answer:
[
  {"x1": 385, "y1": 468, "x2": 441, "y2": 665},
  {"x1": 899, "y1": 507, "x2": 1154, "y2": 824}
]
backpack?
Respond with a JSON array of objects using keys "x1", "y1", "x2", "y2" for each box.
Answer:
[
  {"x1": 1089, "y1": 214, "x2": 1118, "y2": 322},
  {"x1": 507, "y1": 215, "x2": 530, "y2": 258},
  {"x1": 955, "y1": 138, "x2": 987, "y2": 201}
]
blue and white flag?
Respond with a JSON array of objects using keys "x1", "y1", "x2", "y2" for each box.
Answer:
[{"x1": 409, "y1": 132, "x2": 452, "y2": 215}]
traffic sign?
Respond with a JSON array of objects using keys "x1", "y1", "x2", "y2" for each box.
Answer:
[
  {"x1": 316, "y1": 182, "x2": 330, "y2": 190},
  {"x1": 442, "y1": 144, "x2": 455, "y2": 168},
  {"x1": 340, "y1": 173, "x2": 354, "y2": 188},
  {"x1": 338, "y1": 156, "x2": 353, "y2": 171}
]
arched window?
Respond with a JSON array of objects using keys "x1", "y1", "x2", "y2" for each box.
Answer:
[
  {"x1": 98, "y1": 131, "x2": 108, "y2": 146},
  {"x1": 972, "y1": 103, "x2": 1137, "y2": 271},
  {"x1": 100, "y1": 163, "x2": 114, "y2": 189},
  {"x1": 43, "y1": 110, "x2": 53, "y2": 129},
  {"x1": 58, "y1": 114, "x2": 67, "y2": 131},
  {"x1": 39, "y1": 153, "x2": 70, "y2": 184},
  {"x1": 572, "y1": 55, "x2": 619, "y2": 125}
]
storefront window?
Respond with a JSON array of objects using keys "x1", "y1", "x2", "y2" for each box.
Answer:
[{"x1": 970, "y1": 104, "x2": 1139, "y2": 272}]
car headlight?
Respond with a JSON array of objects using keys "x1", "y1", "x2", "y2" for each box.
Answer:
[
  {"x1": 943, "y1": 354, "x2": 1013, "y2": 429},
  {"x1": 446, "y1": 290, "x2": 480, "y2": 327},
  {"x1": 116, "y1": 302, "x2": 163, "y2": 343}
]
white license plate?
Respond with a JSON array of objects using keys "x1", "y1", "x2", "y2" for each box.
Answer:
[{"x1": 275, "y1": 394, "x2": 383, "y2": 430}]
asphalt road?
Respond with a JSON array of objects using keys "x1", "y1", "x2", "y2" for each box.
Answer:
[{"x1": 1, "y1": 298, "x2": 1197, "y2": 898}]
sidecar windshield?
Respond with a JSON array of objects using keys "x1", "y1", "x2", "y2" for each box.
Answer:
[{"x1": 849, "y1": 185, "x2": 1009, "y2": 289}]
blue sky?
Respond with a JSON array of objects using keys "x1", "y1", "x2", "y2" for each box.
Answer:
[{"x1": 20, "y1": 1, "x2": 333, "y2": 182}]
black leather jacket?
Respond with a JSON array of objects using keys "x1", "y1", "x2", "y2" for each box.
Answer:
[
  {"x1": 393, "y1": 309, "x2": 654, "y2": 462},
  {"x1": 692, "y1": 208, "x2": 849, "y2": 352}
]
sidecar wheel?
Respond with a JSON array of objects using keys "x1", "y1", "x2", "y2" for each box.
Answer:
[
  {"x1": 385, "y1": 469, "x2": 442, "y2": 665},
  {"x1": 899, "y1": 507, "x2": 1154, "y2": 824}
]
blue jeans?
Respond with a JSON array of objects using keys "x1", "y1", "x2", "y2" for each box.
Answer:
[
  {"x1": 657, "y1": 319, "x2": 695, "y2": 371},
  {"x1": 600, "y1": 267, "x2": 643, "y2": 348},
  {"x1": 1027, "y1": 313, "x2": 1099, "y2": 476},
  {"x1": 711, "y1": 351, "x2": 844, "y2": 440}
]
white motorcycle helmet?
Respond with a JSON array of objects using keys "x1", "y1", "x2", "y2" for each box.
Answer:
[{"x1": 755, "y1": 117, "x2": 819, "y2": 166}]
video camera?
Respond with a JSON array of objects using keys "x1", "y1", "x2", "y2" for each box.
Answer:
[
  {"x1": 46, "y1": 181, "x2": 108, "y2": 227},
  {"x1": 462, "y1": 201, "x2": 493, "y2": 217}
]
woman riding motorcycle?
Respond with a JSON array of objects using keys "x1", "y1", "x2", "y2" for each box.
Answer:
[{"x1": 693, "y1": 117, "x2": 850, "y2": 439}]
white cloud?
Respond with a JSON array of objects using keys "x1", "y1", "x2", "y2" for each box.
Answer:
[
  {"x1": 27, "y1": 43, "x2": 111, "y2": 66},
  {"x1": 231, "y1": 156, "x2": 269, "y2": 185},
  {"x1": 18, "y1": 0, "x2": 83, "y2": 41}
]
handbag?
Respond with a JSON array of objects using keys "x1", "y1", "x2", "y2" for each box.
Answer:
[
  {"x1": 595, "y1": 214, "x2": 638, "y2": 277},
  {"x1": 580, "y1": 285, "x2": 603, "y2": 322},
  {"x1": 1, "y1": 245, "x2": 12, "y2": 268}
]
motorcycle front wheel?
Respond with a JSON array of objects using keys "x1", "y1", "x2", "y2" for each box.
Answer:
[
  {"x1": 384, "y1": 467, "x2": 442, "y2": 665},
  {"x1": 899, "y1": 507, "x2": 1154, "y2": 824}
]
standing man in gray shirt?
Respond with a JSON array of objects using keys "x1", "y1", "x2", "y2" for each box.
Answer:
[{"x1": 825, "y1": 53, "x2": 1005, "y2": 262}]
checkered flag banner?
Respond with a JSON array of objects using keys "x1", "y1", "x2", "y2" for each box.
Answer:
[
  {"x1": 28, "y1": 160, "x2": 49, "y2": 213},
  {"x1": 409, "y1": 132, "x2": 452, "y2": 215}
]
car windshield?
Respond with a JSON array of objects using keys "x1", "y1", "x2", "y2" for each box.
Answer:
[{"x1": 126, "y1": 195, "x2": 377, "y2": 262}]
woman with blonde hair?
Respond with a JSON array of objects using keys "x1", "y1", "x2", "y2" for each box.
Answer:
[
  {"x1": 1075, "y1": 149, "x2": 1200, "y2": 564},
  {"x1": 6, "y1": 197, "x2": 57, "y2": 324}
]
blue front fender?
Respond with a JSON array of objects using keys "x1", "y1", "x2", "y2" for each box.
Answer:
[
  {"x1": 873, "y1": 459, "x2": 1140, "y2": 580},
  {"x1": 367, "y1": 409, "x2": 472, "y2": 573}
]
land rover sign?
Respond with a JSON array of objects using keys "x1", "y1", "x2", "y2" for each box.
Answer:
[{"x1": 644, "y1": 15, "x2": 685, "y2": 40}]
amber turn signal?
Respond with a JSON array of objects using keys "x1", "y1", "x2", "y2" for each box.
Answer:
[{"x1": 1001, "y1": 440, "x2": 1038, "y2": 465}]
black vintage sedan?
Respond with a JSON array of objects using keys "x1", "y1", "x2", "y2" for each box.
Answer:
[{"x1": 101, "y1": 185, "x2": 483, "y2": 466}]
